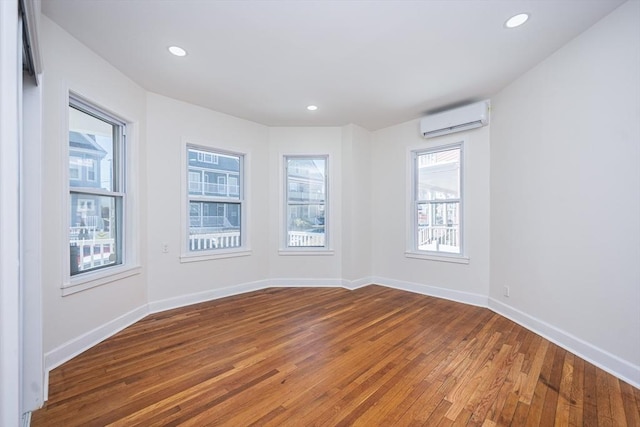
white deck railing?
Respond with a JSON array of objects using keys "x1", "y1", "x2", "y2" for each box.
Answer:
[
  {"x1": 189, "y1": 215, "x2": 235, "y2": 228},
  {"x1": 287, "y1": 231, "x2": 325, "y2": 247},
  {"x1": 188, "y1": 230, "x2": 326, "y2": 251},
  {"x1": 188, "y1": 182, "x2": 239, "y2": 197},
  {"x1": 70, "y1": 235, "x2": 115, "y2": 273},
  {"x1": 287, "y1": 191, "x2": 325, "y2": 201},
  {"x1": 189, "y1": 231, "x2": 241, "y2": 251},
  {"x1": 417, "y1": 225, "x2": 459, "y2": 253}
]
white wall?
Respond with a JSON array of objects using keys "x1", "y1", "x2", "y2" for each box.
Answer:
[
  {"x1": 267, "y1": 125, "x2": 374, "y2": 285},
  {"x1": 268, "y1": 127, "x2": 344, "y2": 282},
  {"x1": 0, "y1": 1, "x2": 22, "y2": 424},
  {"x1": 146, "y1": 116, "x2": 373, "y2": 300},
  {"x1": 22, "y1": 71, "x2": 44, "y2": 413},
  {"x1": 341, "y1": 124, "x2": 373, "y2": 283},
  {"x1": 490, "y1": 0, "x2": 640, "y2": 382},
  {"x1": 371, "y1": 120, "x2": 491, "y2": 302},
  {"x1": 40, "y1": 16, "x2": 148, "y2": 356},
  {"x1": 146, "y1": 93, "x2": 270, "y2": 304},
  {"x1": 32, "y1": 0, "x2": 640, "y2": 400}
]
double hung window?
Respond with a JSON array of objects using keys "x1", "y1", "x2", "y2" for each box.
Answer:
[
  {"x1": 412, "y1": 144, "x2": 463, "y2": 256},
  {"x1": 186, "y1": 146, "x2": 243, "y2": 252},
  {"x1": 284, "y1": 156, "x2": 328, "y2": 249},
  {"x1": 68, "y1": 97, "x2": 125, "y2": 276}
]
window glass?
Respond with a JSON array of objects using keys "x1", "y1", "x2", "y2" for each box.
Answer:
[
  {"x1": 414, "y1": 145, "x2": 462, "y2": 255},
  {"x1": 285, "y1": 156, "x2": 327, "y2": 248},
  {"x1": 68, "y1": 100, "x2": 124, "y2": 276},
  {"x1": 187, "y1": 147, "x2": 243, "y2": 252}
]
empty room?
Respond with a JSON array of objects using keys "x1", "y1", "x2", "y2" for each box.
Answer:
[{"x1": 1, "y1": 0, "x2": 639, "y2": 425}]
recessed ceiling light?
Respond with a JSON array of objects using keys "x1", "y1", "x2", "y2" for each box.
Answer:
[
  {"x1": 168, "y1": 46, "x2": 187, "y2": 57},
  {"x1": 505, "y1": 13, "x2": 529, "y2": 29},
  {"x1": 307, "y1": 105, "x2": 318, "y2": 111}
]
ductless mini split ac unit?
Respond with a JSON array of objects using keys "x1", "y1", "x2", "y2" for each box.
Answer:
[{"x1": 420, "y1": 100, "x2": 490, "y2": 138}]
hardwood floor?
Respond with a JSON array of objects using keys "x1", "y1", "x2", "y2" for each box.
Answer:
[{"x1": 32, "y1": 286, "x2": 640, "y2": 426}]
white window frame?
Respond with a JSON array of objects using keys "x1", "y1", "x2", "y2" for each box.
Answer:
[
  {"x1": 181, "y1": 142, "x2": 250, "y2": 262},
  {"x1": 280, "y1": 154, "x2": 331, "y2": 254},
  {"x1": 406, "y1": 140, "x2": 469, "y2": 264},
  {"x1": 63, "y1": 94, "x2": 141, "y2": 295}
]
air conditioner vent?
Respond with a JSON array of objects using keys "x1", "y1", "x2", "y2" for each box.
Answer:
[{"x1": 420, "y1": 101, "x2": 490, "y2": 138}]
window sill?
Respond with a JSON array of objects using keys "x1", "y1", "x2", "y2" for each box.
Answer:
[
  {"x1": 278, "y1": 249, "x2": 335, "y2": 256},
  {"x1": 62, "y1": 265, "x2": 142, "y2": 296},
  {"x1": 405, "y1": 251, "x2": 469, "y2": 264},
  {"x1": 180, "y1": 248, "x2": 252, "y2": 263}
]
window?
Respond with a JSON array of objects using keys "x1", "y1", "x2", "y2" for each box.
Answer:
[
  {"x1": 86, "y1": 158, "x2": 97, "y2": 181},
  {"x1": 68, "y1": 97, "x2": 125, "y2": 276},
  {"x1": 217, "y1": 176, "x2": 226, "y2": 194},
  {"x1": 69, "y1": 156, "x2": 81, "y2": 180},
  {"x1": 412, "y1": 144, "x2": 463, "y2": 256},
  {"x1": 188, "y1": 171, "x2": 201, "y2": 193},
  {"x1": 196, "y1": 151, "x2": 219, "y2": 164},
  {"x1": 205, "y1": 153, "x2": 218, "y2": 164},
  {"x1": 285, "y1": 156, "x2": 327, "y2": 248},
  {"x1": 229, "y1": 177, "x2": 239, "y2": 195},
  {"x1": 187, "y1": 146, "x2": 243, "y2": 252}
]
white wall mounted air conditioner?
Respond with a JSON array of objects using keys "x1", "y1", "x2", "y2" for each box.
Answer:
[{"x1": 420, "y1": 100, "x2": 490, "y2": 138}]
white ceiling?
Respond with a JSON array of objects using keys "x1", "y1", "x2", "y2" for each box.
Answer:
[{"x1": 42, "y1": 0, "x2": 625, "y2": 131}]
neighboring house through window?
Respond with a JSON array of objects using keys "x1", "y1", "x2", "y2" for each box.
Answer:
[
  {"x1": 186, "y1": 146, "x2": 243, "y2": 252},
  {"x1": 284, "y1": 156, "x2": 328, "y2": 249}
]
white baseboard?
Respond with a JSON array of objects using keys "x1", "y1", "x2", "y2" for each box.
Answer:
[
  {"x1": 148, "y1": 279, "x2": 270, "y2": 314},
  {"x1": 45, "y1": 279, "x2": 346, "y2": 383},
  {"x1": 343, "y1": 276, "x2": 376, "y2": 290},
  {"x1": 488, "y1": 298, "x2": 640, "y2": 389},
  {"x1": 41, "y1": 277, "x2": 639, "y2": 405},
  {"x1": 372, "y1": 276, "x2": 489, "y2": 307},
  {"x1": 149, "y1": 278, "x2": 351, "y2": 314},
  {"x1": 22, "y1": 411, "x2": 31, "y2": 427},
  {"x1": 268, "y1": 278, "x2": 345, "y2": 288},
  {"x1": 43, "y1": 304, "x2": 150, "y2": 399},
  {"x1": 368, "y1": 277, "x2": 639, "y2": 388}
]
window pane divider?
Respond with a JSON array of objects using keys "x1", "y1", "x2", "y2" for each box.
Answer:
[
  {"x1": 71, "y1": 188, "x2": 124, "y2": 197},
  {"x1": 417, "y1": 198, "x2": 461, "y2": 204},
  {"x1": 188, "y1": 197, "x2": 241, "y2": 202}
]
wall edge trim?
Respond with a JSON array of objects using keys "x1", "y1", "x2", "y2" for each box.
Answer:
[
  {"x1": 42, "y1": 278, "x2": 639, "y2": 404},
  {"x1": 43, "y1": 304, "x2": 150, "y2": 399},
  {"x1": 488, "y1": 297, "x2": 640, "y2": 389},
  {"x1": 371, "y1": 276, "x2": 489, "y2": 307},
  {"x1": 148, "y1": 279, "x2": 270, "y2": 314}
]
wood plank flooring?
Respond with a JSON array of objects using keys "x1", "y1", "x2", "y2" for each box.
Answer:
[{"x1": 32, "y1": 286, "x2": 640, "y2": 426}]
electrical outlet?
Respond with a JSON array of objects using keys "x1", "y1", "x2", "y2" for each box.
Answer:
[
  {"x1": 162, "y1": 243, "x2": 169, "y2": 253},
  {"x1": 503, "y1": 286, "x2": 510, "y2": 297}
]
